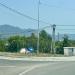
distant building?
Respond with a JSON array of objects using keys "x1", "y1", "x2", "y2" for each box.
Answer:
[{"x1": 64, "y1": 47, "x2": 75, "y2": 56}]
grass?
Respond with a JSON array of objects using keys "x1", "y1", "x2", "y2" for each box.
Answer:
[{"x1": 0, "y1": 52, "x2": 65, "y2": 58}]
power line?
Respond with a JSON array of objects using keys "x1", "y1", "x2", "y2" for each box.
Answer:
[
  {"x1": 40, "y1": 2, "x2": 62, "y2": 9},
  {"x1": 0, "y1": 2, "x2": 37, "y2": 21},
  {"x1": 40, "y1": 25, "x2": 51, "y2": 30},
  {"x1": 57, "y1": 25, "x2": 75, "y2": 26},
  {"x1": 0, "y1": 29, "x2": 37, "y2": 36},
  {"x1": 56, "y1": 29, "x2": 75, "y2": 30},
  {"x1": 0, "y1": 0, "x2": 8, "y2": 4},
  {"x1": 0, "y1": 2, "x2": 51, "y2": 25},
  {"x1": 40, "y1": 1, "x2": 75, "y2": 11},
  {"x1": 0, "y1": 25, "x2": 53, "y2": 36}
]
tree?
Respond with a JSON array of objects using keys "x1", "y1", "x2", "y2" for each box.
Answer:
[
  {"x1": 26, "y1": 33, "x2": 37, "y2": 52},
  {"x1": 39, "y1": 30, "x2": 52, "y2": 53},
  {"x1": 63, "y1": 34, "x2": 70, "y2": 47},
  {"x1": 56, "y1": 41, "x2": 64, "y2": 54},
  {"x1": 7, "y1": 36, "x2": 26, "y2": 52},
  {"x1": 56, "y1": 34, "x2": 70, "y2": 54},
  {"x1": 7, "y1": 36, "x2": 20, "y2": 52},
  {"x1": 0, "y1": 40, "x2": 5, "y2": 52},
  {"x1": 0, "y1": 30, "x2": 52, "y2": 53}
]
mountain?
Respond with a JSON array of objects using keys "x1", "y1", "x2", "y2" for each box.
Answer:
[
  {"x1": 0, "y1": 24, "x2": 37, "y2": 39},
  {"x1": 56, "y1": 34, "x2": 75, "y2": 41},
  {"x1": 0, "y1": 24, "x2": 75, "y2": 40},
  {"x1": 0, "y1": 24, "x2": 23, "y2": 33}
]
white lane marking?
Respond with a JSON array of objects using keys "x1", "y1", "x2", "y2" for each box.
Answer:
[
  {"x1": 19, "y1": 63, "x2": 58, "y2": 75},
  {"x1": 19, "y1": 65, "x2": 39, "y2": 75},
  {"x1": 19, "y1": 62, "x2": 74, "y2": 75}
]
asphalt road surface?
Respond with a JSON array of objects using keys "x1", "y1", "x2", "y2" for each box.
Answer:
[{"x1": 0, "y1": 59, "x2": 75, "y2": 75}]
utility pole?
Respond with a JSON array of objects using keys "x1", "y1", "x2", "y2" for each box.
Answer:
[
  {"x1": 58, "y1": 32, "x2": 59, "y2": 41},
  {"x1": 51, "y1": 24, "x2": 56, "y2": 54},
  {"x1": 37, "y1": 0, "x2": 40, "y2": 54}
]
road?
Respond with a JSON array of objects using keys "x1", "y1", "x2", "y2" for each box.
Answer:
[{"x1": 0, "y1": 59, "x2": 75, "y2": 75}]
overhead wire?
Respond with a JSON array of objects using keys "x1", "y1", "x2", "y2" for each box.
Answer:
[
  {"x1": 0, "y1": 1, "x2": 52, "y2": 36},
  {"x1": 0, "y1": 29, "x2": 37, "y2": 36},
  {"x1": 57, "y1": 25, "x2": 75, "y2": 26},
  {"x1": 40, "y1": 1, "x2": 75, "y2": 11},
  {"x1": 56, "y1": 28, "x2": 75, "y2": 30},
  {"x1": 0, "y1": 2, "x2": 51, "y2": 25},
  {"x1": 1, "y1": 0, "x2": 75, "y2": 35}
]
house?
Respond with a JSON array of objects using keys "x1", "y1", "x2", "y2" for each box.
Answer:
[{"x1": 64, "y1": 47, "x2": 75, "y2": 56}]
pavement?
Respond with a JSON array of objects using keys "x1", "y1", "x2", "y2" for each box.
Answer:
[
  {"x1": 25, "y1": 61, "x2": 75, "y2": 75},
  {"x1": 0, "y1": 56, "x2": 75, "y2": 61},
  {"x1": 0, "y1": 59, "x2": 75, "y2": 75}
]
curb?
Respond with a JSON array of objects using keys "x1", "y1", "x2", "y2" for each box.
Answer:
[{"x1": 0, "y1": 56, "x2": 75, "y2": 61}]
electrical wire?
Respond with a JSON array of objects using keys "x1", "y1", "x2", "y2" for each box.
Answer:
[
  {"x1": 56, "y1": 29, "x2": 75, "y2": 30},
  {"x1": 57, "y1": 25, "x2": 75, "y2": 26},
  {"x1": 0, "y1": 2, "x2": 51, "y2": 25},
  {"x1": 0, "y1": 29, "x2": 37, "y2": 36},
  {"x1": 40, "y1": 1, "x2": 75, "y2": 11}
]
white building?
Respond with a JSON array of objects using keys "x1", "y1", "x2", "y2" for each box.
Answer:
[{"x1": 64, "y1": 47, "x2": 75, "y2": 56}]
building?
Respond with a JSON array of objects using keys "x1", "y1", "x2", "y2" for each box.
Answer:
[{"x1": 64, "y1": 47, "x2": 75, "y2": 56}]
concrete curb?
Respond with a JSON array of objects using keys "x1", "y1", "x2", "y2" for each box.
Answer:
[{"x1": 0, "y1": 56, "x2": 75, "y2": 61}]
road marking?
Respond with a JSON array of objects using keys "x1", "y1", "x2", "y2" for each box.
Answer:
[
  {"x1": 19, "y1": 63, "x2": 58, "y2": 75},
  {"x1": 19, "y1": 62, "x2": 75, "y2": 75},
  {"x1": 19, "y1": 64, "x2": 47, "y2": 75},
  {"x1": 19, "y1": 65, "x2": 39, "y2": 75}
]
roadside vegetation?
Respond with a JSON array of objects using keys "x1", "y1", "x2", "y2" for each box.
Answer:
[{"x1": 0, "y1": 30, "x2": 75, "y2": 55}]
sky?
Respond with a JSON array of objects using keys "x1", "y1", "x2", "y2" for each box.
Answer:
[{"x1": 0, "y1": 0, "x2": 75, "y2": 34}]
